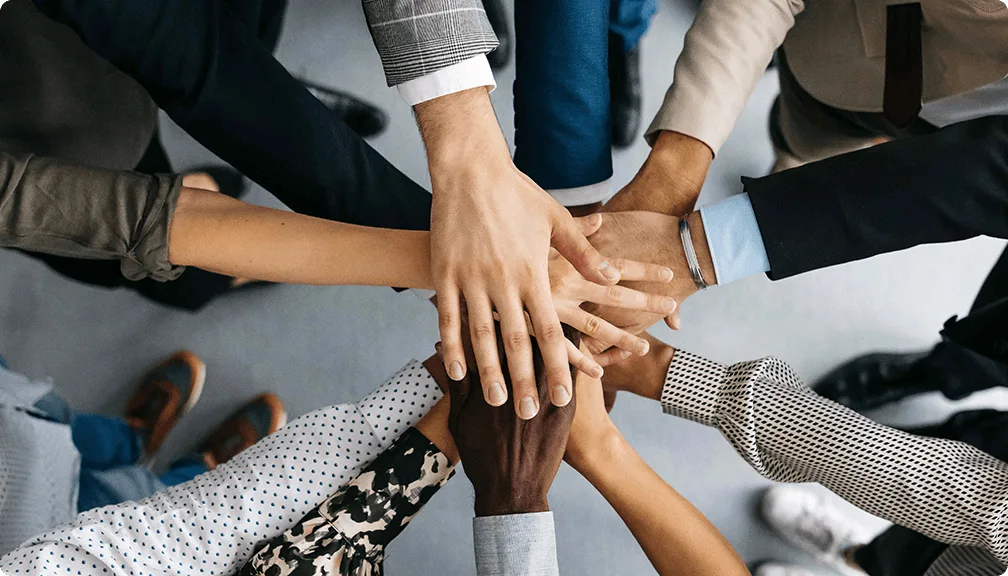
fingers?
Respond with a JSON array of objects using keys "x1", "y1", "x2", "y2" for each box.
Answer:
[
  {"x1": 572, "y1": 213, "x2": 604, "y2": 237},
  {"x1": 497, "y1": 296, "x2": 537, "y2": 419},
  {"x1": 608, "y1": 259, "x2": 674, "y2": 283},
  {"x1": 525, "y1": 287, "x2": 574, "y2": 413},
  {"x1": 665, "y1": 310, "x2": 682, "y2": 330},
  {"x1": 550, "y1": 212, "x2": 621, "y2": 285},
  {"x1": 565, "y1": 339, "x2": 603, "y2": 379},
  {"x1": 578, "y1": 281, "x2": 678, "y2": 315},
  {"x1": 465, "y1": 292, "x2": 508, "y2": 408},
  {"x1": 561, "y1": 308, "x2": 650, "y2": 356},
  {"x1": 595, "y1": 347, "x2": 633, "y2": 367},
  {"x1": 436, "y1": 284, "x2": 467, "y2": 382}
]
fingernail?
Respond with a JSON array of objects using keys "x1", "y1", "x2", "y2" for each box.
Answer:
[
  {"x1": 598, "y1": 261, "x2": 620, "y2": 281},
  {"x1": 659, "y1": 268, "x2": 674, "y2": 282},
  {"x1": 552, "y1": 386, "x2": 571, "y2": 406},
  {"x1": 635, "y1": 340, "x2": 650, "y2": 355},
  {"x1": 487, "y1": 383, "x2": 507, "y2": 406},
  {"x1": 519, "y1": 397, "x2": 538, "y2": 419},
  {"x1": 591, "y1": 365, "x2": 604, "y2": 378},
  {"x1": 663, "y1": 298, "x2": 677, "y2": 312},
  {"x1": 448, "y1": 361, "x2": 464, "y2": 381},
  {"x1": 620, "y1": 350, "x2": 632, "y2": 359}
]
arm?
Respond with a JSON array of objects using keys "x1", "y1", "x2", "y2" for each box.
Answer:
[
  {"x1": 0, "y1": 360, "x2": 445, "y2": 575},
  {"x1": 746, "y1": 115, "x2": 1008, "y2": 279},
  {"x1": 604, "y1": 337, "x2": 1008, "y2": 564},
  {"x1": 608, "y1": 0, "x2": 803, "y2": 215},
  {"x1": 447, "y1": 323, "x2": 581, "y2": 576},
  {"x1": 565, "y1": 369, "x2": 748, "y2": 576},
  {"x1": 32, "y1": 0, "x2": 433, "y2": 231},
  {"x1": 415, "y1": 86, "x2": 623, "y2": 417}
]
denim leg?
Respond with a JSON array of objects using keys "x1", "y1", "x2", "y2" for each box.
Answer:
[
  {"x1": 513, "y1": 0, "x2": 613, "y2": 193},
  {"x1": 72, "y1": 414, "x2": 144, "y2": 470},
  {"x1": 78, "y1": 466, "x2": 166, "y2": 512},
  {"x1": 159, "y1": 456, "x2": 209, "y2": 487},
  {"x1": 609, "y1": 0, "x2": 658, "y2": 52}
]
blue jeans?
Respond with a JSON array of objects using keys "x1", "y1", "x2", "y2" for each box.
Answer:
[
  {"x1": 34, "y1": 393, "x2": 208, "y2": 512},
  {"x1": 513, "y1": 0, "x2": 656, "y2": 195}
]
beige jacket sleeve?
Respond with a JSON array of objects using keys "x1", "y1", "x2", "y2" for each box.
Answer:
[
  {"x1": 646, "y1": 0, "x2": 804, "y2": 153},
  {"x1": 0, "y1": 151, "x2": 185, "y2": 281}
]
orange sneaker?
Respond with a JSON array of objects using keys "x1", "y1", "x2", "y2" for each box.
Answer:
[
  {"x1": 125, "y1": 351, "x2": 206, "y2": 458},
  {"x1": 198, "y1": 393, "x2": 286, "y2": 470}
]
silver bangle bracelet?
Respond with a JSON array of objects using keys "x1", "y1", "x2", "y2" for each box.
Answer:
[{"x1": 679, "y1": 218, "x2": 709, "y2": 291}]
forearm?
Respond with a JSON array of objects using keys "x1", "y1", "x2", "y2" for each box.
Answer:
[
  {"x1": 646, "y1": 0, "x2": 802, "y2": 153},
  {"x1": 662, "y1": 351, "x2": 1008, "y2": 563},
  {"x1": 575, "y1": 432, "x2": 748, "y2": 576},
  {"x1": 747, "y1": 115, "x2": 1008, "y2": 280},
  {"x1": 168, "y1": 188, "x2": 434, "y2": 289},
  {"x1": 415, "y1": 87, "x2": 510, "y2": 172},
  {"x1": 0, "y1": 151, "x2": 183, "y2": 281},
  {"x1": 605, "y1": 132, "x2": 713, "y2": 216}
]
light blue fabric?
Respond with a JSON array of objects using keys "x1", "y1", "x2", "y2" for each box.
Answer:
[
  {"x1": 699, "y1": 193, "x2": 771, "y2": 285},
  {"x1": 473, "y1": 512, "x2": 558, "y2": 576}
]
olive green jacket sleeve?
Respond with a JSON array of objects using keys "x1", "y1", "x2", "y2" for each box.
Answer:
[{"x1": 0, "y1": 151, "x2": 184, "y2": 281}]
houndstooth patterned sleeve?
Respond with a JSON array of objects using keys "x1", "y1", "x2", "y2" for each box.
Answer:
[
  {"x1": 661, "y1": 350, "x2": 1008, "y2": 566},
  {"x1": 362, "y1": 0, "x2": 499, "y2": 86}
]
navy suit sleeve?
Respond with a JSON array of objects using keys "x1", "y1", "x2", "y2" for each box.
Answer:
[
  {"x1": 32, "y1": 0, "x2": 432, "y2": 231},
  {"x1": 746, "y1": 116, "x2": 1008, "y2": 280}
]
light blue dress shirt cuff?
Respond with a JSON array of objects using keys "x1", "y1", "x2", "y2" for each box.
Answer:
[
  {"x1": 698, "y1": 193, "x2": 771, "y2": 285},
  {"x1": 473, "y1": 512, "x2": 559, "y2": 576}
]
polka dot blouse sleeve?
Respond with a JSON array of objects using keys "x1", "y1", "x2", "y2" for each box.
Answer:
[
  {"x1": 660, "y1": 350, "x2": 1008, "y2": 566},
  {"x1": 0, "y1": 360, "x2": 442, "y2": 576}
]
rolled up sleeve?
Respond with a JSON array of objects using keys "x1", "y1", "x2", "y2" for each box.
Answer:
[{"x1": 0, "y1": 151, "x2": 184, "y2": 281}]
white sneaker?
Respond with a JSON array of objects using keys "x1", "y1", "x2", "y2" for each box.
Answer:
[
  {"x1": 761, "y1": 486, "x2": 870, "y2": 575},
  {"x1": 752, "y1": 561, "x2": 819, "y2": 576}
]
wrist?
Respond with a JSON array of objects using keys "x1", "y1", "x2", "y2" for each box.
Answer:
[
  {"x1": 473, "y1": 490, "x2": 550, "y2": 517},
  {"x1": 608, "y1": 131, "x2": 712, "y2": 215},
  {"x1": 414, "y1": 87, "x2": 509, "y2": 172},
  {"x1": 684, "y1": 211, "x2": 717, "y2": 286},
  {"x1": 568, "y1": 426, "x2": 630, "y2": 483}
]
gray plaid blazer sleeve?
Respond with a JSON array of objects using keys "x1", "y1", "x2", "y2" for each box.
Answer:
[{"x1": 362, "y1": 0, "x2": 499, "y2": 86}]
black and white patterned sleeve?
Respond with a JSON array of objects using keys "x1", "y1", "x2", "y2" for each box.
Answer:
[
  {"x1": 660, "y1": 350, "x2": 1008, "y2": 565},
  {"x1": 238, "y1": 427, "x2": 454, "y2": 576}
]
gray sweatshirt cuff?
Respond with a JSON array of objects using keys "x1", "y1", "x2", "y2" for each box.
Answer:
[{"x1": 473, "y1": 512, "x2": 558, "y2": 576}]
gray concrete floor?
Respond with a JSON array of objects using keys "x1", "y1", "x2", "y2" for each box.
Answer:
[{"x1": 2, "y1": 0, "x2": 1007, "y2": 574}]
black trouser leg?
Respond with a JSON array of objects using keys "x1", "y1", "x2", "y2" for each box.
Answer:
[{"x1": 971, "y1": 246, "x2": 1008, "y2": 314}]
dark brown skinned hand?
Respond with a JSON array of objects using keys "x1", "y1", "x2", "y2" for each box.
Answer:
[{"x1": 445, "y1": 322, "x2": 579, "y2": 517}]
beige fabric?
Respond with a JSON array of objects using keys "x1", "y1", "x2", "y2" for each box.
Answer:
[
  {"x1": 647, "y1": 0, "x2": 1008, "y2": 153},
  {"x1": 0, "y1": 152, "x2": 185, "y2": 281}
]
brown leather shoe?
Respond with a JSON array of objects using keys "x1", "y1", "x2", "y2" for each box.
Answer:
[{"x1": 125, "y1": 351, "x2": 206, "y2": 457}]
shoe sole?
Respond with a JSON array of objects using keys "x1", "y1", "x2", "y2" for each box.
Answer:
[{"x1": 177, "y1": 352, "x2": 207, "y2": 420}]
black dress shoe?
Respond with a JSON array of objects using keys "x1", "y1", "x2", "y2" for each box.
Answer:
[
  {"x1": 609, "y1": 32, "x2": 643, "y2": 149},
  {"x1": 188, "y1": 165, "x2": 246, "y2": 199},
  {"x1": 483, "y1": 0, "x2": 511, "y2": 70},
  {"x1": 813, "y1": 350, "x2": 930, "y2": 412},
  {"x1": 300, "y1": 79, "x2": 389, "y2": 138}
]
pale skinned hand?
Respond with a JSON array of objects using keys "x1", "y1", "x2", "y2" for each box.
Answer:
[
  {"x1": 583, "y1": 211, "x2": 716, "y2": 360},
  {"x1": 418, "y1": 88, "x2": 624, "y2": 420}
]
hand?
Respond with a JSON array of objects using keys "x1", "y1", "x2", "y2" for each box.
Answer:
[
  {"x1": 417, "y1": 88, "x2": 621, "y2": 418},
  {"x1": 605, "y1": 131, "x2": 713, "y2": 216},
  {"x1": 584, "y1": 211, "x2": 716, "y2": 351},
  {"x1": 600, "y1": 332, "x2": 676, "y2": 402},
  {"x1": 446, "y1": 323, "x2": 578, "y2": 516},
  {"x1": 547, "y1": 217, "x2": 678, "y2": 361}
]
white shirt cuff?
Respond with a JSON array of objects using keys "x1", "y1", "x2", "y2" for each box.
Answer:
[
  {"x1": 547, "y1": 179, "x2": 612, "y2": 206},
  {"x1": 397, "y1": 56, "x2": 497, "y2": 107}
]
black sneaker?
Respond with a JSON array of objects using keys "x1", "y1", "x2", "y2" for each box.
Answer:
[
  {"x1": 609, "y1": 32, "x2": 642, "y2": 149},
  {"x1": 814, "y1": 351, "x2": 930, "y2": 411},
  {"x1": 301, "y1": 79, "x2": 389, "y2": 138},
  {"x1": 483, "y1": 0, "x2": 511, "y2": 70}
]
